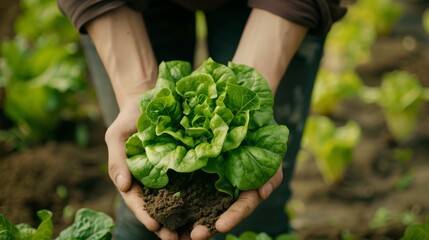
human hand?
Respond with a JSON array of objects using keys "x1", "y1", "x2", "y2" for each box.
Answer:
[
  {"x1": 188, "y1": 164, "x2": 284, "y2": 240},
  {"x1": 105, "y1": 95, "x2": 183, "y2": 240}
]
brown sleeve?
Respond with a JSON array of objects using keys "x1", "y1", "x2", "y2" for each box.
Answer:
[
  {"x1": 247, "y1": 0, "x2": 347, "y2": 36},
  {"x1": 57, "y1": 0, "x2": 148, "y2": 34}
]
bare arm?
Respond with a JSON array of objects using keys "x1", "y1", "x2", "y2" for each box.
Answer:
[
  {"x1": 233, "y1": 8, "x2": 308, "y2": 93},
  {"x1": 191, "y1": 8, "x2": 308, "y2": 240},
  {"x1": 86, "y1": 5, "x2": 157, "y2": 109},
  {"x1": 86, "y1": 6, "x2": 179, "y2": 240}
]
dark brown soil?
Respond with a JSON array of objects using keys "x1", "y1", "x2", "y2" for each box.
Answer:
[{"x1": 142, "y1": 171, "x2": 233, "y2": 233}]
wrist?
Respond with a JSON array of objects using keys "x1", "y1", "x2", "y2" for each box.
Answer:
[
  {"x1": 108, "y1": 53, "x2": 158, "y2": 106},
  {"x1": 114, "y1": 75, "x2": 156, "y2": 110},
  {"x1": 116, "y1": 91, "x2": 145, "y2": 113}
]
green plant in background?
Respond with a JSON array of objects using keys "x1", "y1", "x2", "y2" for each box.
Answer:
[
  {"x1": 311, "y1": 69, "x2": 362, "y2": 114},
  {"x1": 0, "y1": 208, "x2": 114, "y2": 240},
  {"x1": 314, "y1": 0, "x2": 403, "y2": 114},
  {"x1": 361, "y1": 71, "x2": 428, "y2": 142},
  {"x1": 424, "y1": 8, "x2": 429, "y2": 34},
  {"x1": 1, "y1": 38, "x2": 85, "y2": 142},
  {"x1": 369, "y1": 207, "x2": 396, "y2": 229},
  {"x1": 0, "y1": 0, "x2": 96, "y2": 147},
  {"x1": 394, "y1": 170, "x2": 414, "y2": 190},
  {"x1": 340, "y1": 230, "x2": 359, "y2": 240},
  {"x1": 13, "y1": 0, "x2": 79, "y2": 44},
  {"x1": 322, "y1": 0, "x2": 402, "y2": 71},
  {"x1": 401, "y1": 214, "x2": 429, "y2": 240},
  {"x1": 301, "y1": 116, "x2": 361, "y2": 185},
  {"x1": 322, "y1": 19, "x2": 377, "y2": 71},
  {"x1": 56, "y1": 209, "x2": 114, "y2": 240},
  {"x1": 0, "y1": 210, "x2": 53, "y2": 240},
  {"x1": 346, "y1": 0, "x2": 403, "y2": 35},
  {"x1": 370, "y1": 207, "x2": 421, "y2": 230}
]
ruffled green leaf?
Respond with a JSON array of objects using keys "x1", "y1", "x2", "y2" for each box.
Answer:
[
  {"x1": 126, "y1": 154, "x2": 169, "y2": 189},
  {"x1": 193, "y1": 58, "x2": 237, "y2": 93},
  {"x1": 225, "y1": 125, "x2": 289, "y2": 190},
  {"x1": 228, "y1": 62, "x2": 273, "y2": 129},
  {"x1": 176, "y1": 73, "x2": 218, "y2": 100},
  {"x1": 0, "y1": 213, "x2": 19, "y2": 240},
  {"x1": 126, "y1": 59, "x2": 289, "y2": 197},
  {"x1": 56, "y1": 208, "x2": 114, "y2": 240}
]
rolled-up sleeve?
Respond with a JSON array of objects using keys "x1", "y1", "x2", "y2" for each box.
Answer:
[
  {"x1": 248, "y1": 0, "x2": 347, "y2": 35},
  {"x1": 57, "y1": 0, "x2": 130, "y2": 33}
]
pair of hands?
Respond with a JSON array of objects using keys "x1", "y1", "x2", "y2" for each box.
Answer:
[
  {"x1": 85, "y1": 5, "x2": 306, "y2": 239},
  {"x1": 104, "y1": 95, "x2": 284, "y2": 240}
]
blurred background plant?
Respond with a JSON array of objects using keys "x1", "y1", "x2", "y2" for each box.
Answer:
[
  {"x1": 0, "y1": 208, "x2": 115, "y2": 240},
  {"x1": 300, "y1": 116, "x2": 361, "y2": 185},
  {"x1": 322, "y1": 0, "x2": 402, "y2": 72},
  {"x1": 300, "y1": 0, "x2": 429, "y2": 185},
  {"x1": 314, "y1": 0, "x2": 404, "y2": 115},
  {"x1": 361, "y1": 70, "x2": 429, "y2": 142},
  {"x1": 0, "y1": 0, "x2": 98, "y2": 151}
]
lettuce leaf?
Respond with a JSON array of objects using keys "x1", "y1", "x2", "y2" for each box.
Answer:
[
  {"x1": 0, "y1": 209, "x2": 114, "y2": 240},
  {"x1": 125, "y1": 58, "x2": 289, "y2": 197},
  {"x1": 56, "y1": 209, "x2": 114, "y2": 240},
  {"x1": 0, "y1": 210, "x2": 53, "y2": 240},
  {"x1": 401, "y1": 215, "x2": 429, "y2": 240}
]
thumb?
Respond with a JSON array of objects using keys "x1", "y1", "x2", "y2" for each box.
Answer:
[
  {"x1": 258, "y1": 164, "x2": 283, "y2": 200},
  {"x1": 105, "y1": 121, "x2": 133, "y2": 192}
]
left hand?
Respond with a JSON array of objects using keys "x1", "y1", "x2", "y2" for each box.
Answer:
[
  {"x1": 105, "y1": 94, "x2": 181, "y2": 240},
  {"x1": 187, "y1": 165, "x2": 284, "y2": 240}
]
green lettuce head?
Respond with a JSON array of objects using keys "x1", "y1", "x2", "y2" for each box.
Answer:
[{"x1": 125, "y1": 58, "x2": 289, "y2": 197}]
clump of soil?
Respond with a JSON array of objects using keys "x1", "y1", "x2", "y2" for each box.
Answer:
[{"x1": 142, "y1": 171, "x2": 234, "y2": 233}]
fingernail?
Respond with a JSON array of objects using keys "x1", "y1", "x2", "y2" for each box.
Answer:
[{"x1": 115, "y1": 174, "x2": 126, "y2": 191}]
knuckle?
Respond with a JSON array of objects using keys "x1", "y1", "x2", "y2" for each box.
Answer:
[
  {"x1": 108, "y1": 161, "x2": 119, "y2": 179},
  {"x1": 104, "y1": 124, "x2": 118, "y2": 144},
  {"x1": 104, "y1": 115, "x2": 136, "y2": 145}
]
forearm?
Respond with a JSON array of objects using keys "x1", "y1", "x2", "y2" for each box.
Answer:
[
  {"x1": 86, "y1": 5, "x2": 157, "y2": 109},
  {"x1": 233, "y1": 8, "x2": 308, "y2": 93}
]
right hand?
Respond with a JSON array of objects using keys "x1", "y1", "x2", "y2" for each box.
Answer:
[{"x1": 105, "y1": 94, "x2": 181, "y2": 240}]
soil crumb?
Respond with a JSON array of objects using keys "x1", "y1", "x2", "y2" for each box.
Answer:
[{"x1": 142, "y1": 171, "x2": 233, "y2": 233}]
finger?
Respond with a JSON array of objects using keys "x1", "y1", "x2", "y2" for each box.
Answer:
[
  {"x1": 258, "y1": 165, "x2": 283, "y2": 200},
  {"x1": 216, "y1": 190, "x2": 261, "y2": 233},
  {"x1": 105, "y1": 119, "x2": 133, "y2": 192},
  {"x1": 190, "y1": 225, "x2": 212, "y2": 240},
  {"x1": 120, "y1": 182, "x2": 161, "y2": 232},
  {"x1": 155, "y1": 227, "x2": 179, "y2": 240}
]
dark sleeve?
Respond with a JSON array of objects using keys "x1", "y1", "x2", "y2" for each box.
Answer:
[
  {"x1": 247, "y1": 0, "x2": 347, "y2": 35},
  {"x1": 57, "y1": 0, "x2": 148, "y2": 34}
]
